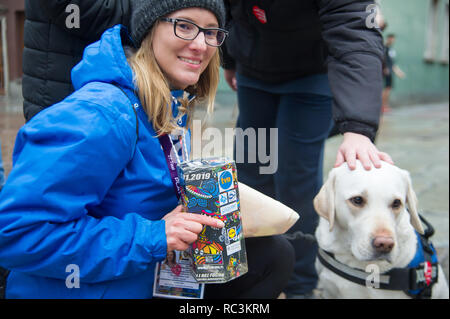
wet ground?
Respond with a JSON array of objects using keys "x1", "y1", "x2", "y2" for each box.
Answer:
[{"x1": 0, "y1": 92, "x2": 448, "y2": 284}]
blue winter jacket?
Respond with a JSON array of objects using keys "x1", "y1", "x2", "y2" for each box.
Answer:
[{"x1": 0, "y1": 25, "x2": 189, "y2": 298}]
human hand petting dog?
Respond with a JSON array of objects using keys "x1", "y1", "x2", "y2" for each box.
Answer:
[{"x1": 334, "y1": 132, "x2": 394, "y2": 170}]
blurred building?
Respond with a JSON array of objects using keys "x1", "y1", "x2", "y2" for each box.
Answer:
[
  {"x1": 0, "y1": 0, "x2": 24, "y2": 97},
  {"x1": 378, "y1": 0, "x2": 449, "y2": 105},
  {"x1": 218, "y1": 0, "x2": 449, "y2": 106}
]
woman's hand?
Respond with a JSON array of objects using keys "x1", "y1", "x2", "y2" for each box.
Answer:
[
  {"x1": 334, "y1": 132, "x2": 394, "y2": 170},
  {"x1": 163, "y1": 205, "x2": 225, "y2": 252}
]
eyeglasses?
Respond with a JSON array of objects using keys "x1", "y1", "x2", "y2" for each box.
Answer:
[{"x1": 160, "y1": 17, "x2": 228, "y2": 47}]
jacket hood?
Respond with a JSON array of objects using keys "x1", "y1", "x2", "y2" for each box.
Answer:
[{"x1": 72, "y1": 25, "x2": 135, "y2": 91}]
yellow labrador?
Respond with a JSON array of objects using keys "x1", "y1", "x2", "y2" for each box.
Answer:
[{"x1": 313, "y1": 161, "x2": 449, "y2": 299}]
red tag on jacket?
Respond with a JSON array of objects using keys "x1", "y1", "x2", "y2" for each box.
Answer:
[
  {"x1": 424, "y1": 261, "x2": 432, "y2": 286},
  {"x1": 252, "y1": 5, "x2": 267, "y2": 24}
]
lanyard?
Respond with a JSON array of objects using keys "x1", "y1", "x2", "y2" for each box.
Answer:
[
  {"x1": 117, "y1": 86, "x2": 184, "y2": 200},
  {"x1": 157, "y1": 130, "x2": 183, "y2": 200}
]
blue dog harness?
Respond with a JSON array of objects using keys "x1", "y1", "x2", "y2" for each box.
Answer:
[
  {"x1": 317, "y1": 215, "x2": 439, "y2": 299},
  {"x1": 404, "y1": 230, "x2": 439, "y2": 298}
]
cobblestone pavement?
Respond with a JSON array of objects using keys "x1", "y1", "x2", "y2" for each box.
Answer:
[{"x1": 1, "y1": 93, "x2": 448, "y2": 284}]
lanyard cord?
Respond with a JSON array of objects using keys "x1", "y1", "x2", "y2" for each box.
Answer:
[
  {"x1": 168, "y1": 129, "x2": 188, "y2": 164},
  {"x1": 169, "y1": 95, "x2": 190, "y2": 164}
]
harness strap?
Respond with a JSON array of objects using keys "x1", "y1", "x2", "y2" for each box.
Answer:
[
  {"x1": 406, "y1": 233, "x2": 439, "y2": 298},
  {"x1": 317, "y1": 248, "x2": 408, "y2": 290},
  {"x1": 318, "y1": 246, "x2": 439, "y2": 298},
  {"x1": 318, "y1": 213, "x2": 439, "y2": 299}
]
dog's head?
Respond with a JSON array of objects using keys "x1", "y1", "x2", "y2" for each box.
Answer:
[{"x1": 313, "y1": 161, "x2": 424, "y2": 263}]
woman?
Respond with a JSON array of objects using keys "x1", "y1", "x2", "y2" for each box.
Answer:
[{"x1": 0, "y1": 0, "x2": 294, "y2": 299}]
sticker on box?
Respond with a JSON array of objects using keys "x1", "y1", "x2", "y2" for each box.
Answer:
[
  {"x1": 177, "y1": 157, "x2": 248, "y2": 283},
  {"x1": 226, "y1": 241, "x2": 241, "y2": 255},
  {"x1": 218, "y1": 169, "x2": 234, "y2": 192},
  {"x1": 219, "y1": 193, "x2": 228, "y2": 206},
  {"x1": 220, "y1": 201, "x2": 238, "y2": 215},
  {"x1": 227, "y1": 190, "x2": 237, "y2": 203},
  {"x1": 227, "y1": 227, "x2": 237, "y2": 241}
]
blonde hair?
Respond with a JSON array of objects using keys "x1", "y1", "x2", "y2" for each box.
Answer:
[{"x1": 127, "y1": 22, "x2": 221, "y2": 136}]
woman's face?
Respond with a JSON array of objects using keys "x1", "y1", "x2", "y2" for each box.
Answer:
[{"x1": 152, "y1": 8, "x2": 218, "y2": 90}]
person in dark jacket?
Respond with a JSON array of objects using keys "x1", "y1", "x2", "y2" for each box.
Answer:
[
  {"x1": 223, "y1": 0, "x2": 394, "y2": 298},
  {"x1": 22, "y1": 0, "x2": 131, "y2": 122}
]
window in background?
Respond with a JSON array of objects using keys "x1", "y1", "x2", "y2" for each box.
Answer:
[
  {"x1": 424, "y1": 0, "x2": 449, "y2": 64},
  {"x1": 424, "y1": 0, "x2": 439, "y2": 63},
  {"x1": 439, "y1": 1, "x2": 449, "y2": 64}
]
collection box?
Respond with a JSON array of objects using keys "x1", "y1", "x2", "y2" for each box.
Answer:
[{"x1": 177, "y1": 157, "x2": 248, "y2": 283}]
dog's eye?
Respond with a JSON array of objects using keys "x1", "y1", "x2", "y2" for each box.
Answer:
[
  {"x1": 350, "y1": 196, "x2": 365, "y2": 206},
  {"x1": 392, "y1": 199, "x2": 402, "y2": 209}
]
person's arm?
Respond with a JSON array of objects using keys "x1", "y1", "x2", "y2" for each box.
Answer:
[
  {"x1": 221, "y1": 0, "x2": 238, "y2": 91},
  {"x1": 317, "y1": 0, "x2": 393, "y2": 169},
  {"x1": 392, "y1": 65, "x2": 406, "y2": 79},
  {"x1": 38, "y1": 0, "x2": 131, "y2": 41},
  {"x1": 0, "y1": 98, "x2": 166, "y2": 283}
]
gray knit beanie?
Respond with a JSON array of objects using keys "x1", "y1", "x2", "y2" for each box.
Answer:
[{"x1": 130, "y1": 0, "x2": 226, "y2": 47}]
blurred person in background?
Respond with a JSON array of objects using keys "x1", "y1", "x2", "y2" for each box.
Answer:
[
  {"x1": 222, "y1": 0, "x2": 394, "y2": 298},
  {"x1": 22, "y1": 0, "x2": 131, "y2": 122},
  {"x1": 382, "y1": 33, "x2": 406, "y2": 113}
]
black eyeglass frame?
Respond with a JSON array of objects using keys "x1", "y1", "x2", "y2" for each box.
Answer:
[{"x1": 159, "y1": 17, "x2": 228, "y2": 47}]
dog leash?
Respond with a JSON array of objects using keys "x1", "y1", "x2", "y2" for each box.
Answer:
[{"x1": 283, "y1": 230, "x2": 317, "y2": 243}]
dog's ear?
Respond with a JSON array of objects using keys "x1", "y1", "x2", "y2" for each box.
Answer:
[
  {"x1": 313, "y1": 169, "x2": 336, "y2": 231},
  {"x1": 402, "y1": 169, "x2": 425, "y2": 235}
]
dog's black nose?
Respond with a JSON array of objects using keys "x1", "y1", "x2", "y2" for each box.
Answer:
[{"x1": 372, "y1": 236, "x2": 395, "y2": 253}]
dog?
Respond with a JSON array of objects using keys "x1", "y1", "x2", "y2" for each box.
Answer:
[{"x1": 313, "y1": 160, "x2": 449, "y2": 299}]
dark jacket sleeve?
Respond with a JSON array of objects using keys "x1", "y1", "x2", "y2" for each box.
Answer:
[
  {"x1": 38, "y1": 0, "x2": 131, "y2": 41},
  {"x1": 318, "y1": 0, "x2": 384, "y2": 141},
  {"x1": 221, "y1": 0, "x2": 236, "y2": 70}
]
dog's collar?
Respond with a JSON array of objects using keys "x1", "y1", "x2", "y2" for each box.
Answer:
[
  {"x1": 317, "y1": 248, "x2": 393, "y2": 287},
  {"x1": 317, "y1": 230, "x2": 439, "y2": 299}
]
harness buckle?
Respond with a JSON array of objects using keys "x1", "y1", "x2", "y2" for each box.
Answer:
[{"x1": 410, "y1": 261, "x2": 439, "y2": 289}]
